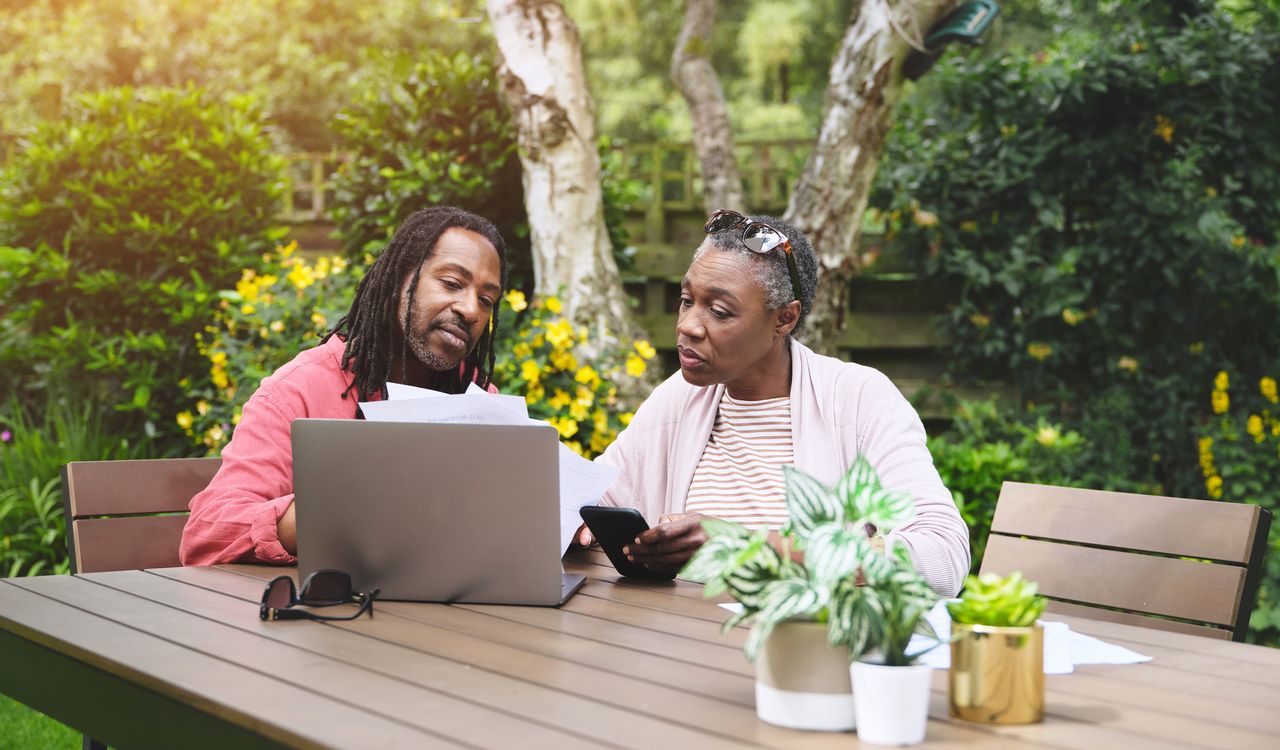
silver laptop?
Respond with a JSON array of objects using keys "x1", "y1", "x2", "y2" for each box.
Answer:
[{"x1": 291, "y1": 419, "x2": 585, "y2": 606}]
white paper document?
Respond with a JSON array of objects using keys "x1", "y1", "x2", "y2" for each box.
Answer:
[{"x1": 358, "y1": 388, "x2": 616, "y2": 557}]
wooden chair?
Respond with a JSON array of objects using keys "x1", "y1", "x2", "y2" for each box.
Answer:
[
  {"x1": 980, "y1": 481, "x2": 1272, "y2": 642},
  {"x1": 60, "y1": 458, "x2": 221, "y2": 574}
]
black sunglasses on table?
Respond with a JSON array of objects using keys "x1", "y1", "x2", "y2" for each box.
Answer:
[
  {"x1": 259, "y1": 569, "x2": 379, "y2": 622},
  {"x1": 703, "y1": 209, "x2": 804, "y2": 303}
]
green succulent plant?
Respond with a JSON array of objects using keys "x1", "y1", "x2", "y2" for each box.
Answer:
[
  {"x1": 680, "y1": 456, "x2": 938, "y2": 662},
  {"x1": 947, "y1": 571, "x2": 1047, "y2": 628}
]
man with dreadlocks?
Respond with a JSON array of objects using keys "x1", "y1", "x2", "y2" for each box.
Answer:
[{"x1": 180, "y1": 207, "x2": 507, "y2": 566}]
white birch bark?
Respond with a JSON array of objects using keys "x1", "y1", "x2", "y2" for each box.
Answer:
[
  {"x1": 486, "y1": 0, "x2": 636, "y2": 340},
  {"x1": 671, "y1": 0, "x2": 745, "y2": 214},
  {"x1": 785, "y1": 0, "x2": 957, "y2": 354}
]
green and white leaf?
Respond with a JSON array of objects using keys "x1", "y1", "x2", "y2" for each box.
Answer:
[
  {"x1": 805, "y1": 524, "x2": 871, "y2": 587},
  {"x1": 782, "y1": 465, "x2": 841, "y2": 536},
  {"x1": 744, "y1": 577, "x2": 829, "y2": 661}
]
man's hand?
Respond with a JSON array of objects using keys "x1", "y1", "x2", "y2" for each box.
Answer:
[
  {"x1": 622, "y1": 513, "x2": 708, "y2": 574},
  {"x1": 573, "y1": 522, "x2": 594, "y2": 547}
]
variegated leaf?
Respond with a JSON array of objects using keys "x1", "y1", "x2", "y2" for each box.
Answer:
[
  {"x1": 744, "y1": 577, "x2": 828, "y2": 661},
  {"x1": 806, "y1": 524, "x2": 871, "y2": 587},
  {"x1": 701, "y1": 515, "x2": 750, "y2": 540},
  {"x1": 782, "y1": 465, "x2": 840, "y2": 536},
  {"x1": 679, "y1": 533, "x2": 749, "y2": 584}
]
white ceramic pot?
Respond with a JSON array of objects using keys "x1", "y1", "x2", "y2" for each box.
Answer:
[
  {"x1": 754, "y1": 621, "x2": 856, "y2": 731},
  {"x1": 850, "y1": 660, "x2": 932, "y2": 746}
]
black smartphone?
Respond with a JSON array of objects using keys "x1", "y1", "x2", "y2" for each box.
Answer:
[{"x1": 578, "y1": 506, "x2": 677, "y2": 580}]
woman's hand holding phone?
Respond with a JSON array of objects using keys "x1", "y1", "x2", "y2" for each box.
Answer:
[{"x1": 622, "y1": 512, "x2": 707, "y2": 574}]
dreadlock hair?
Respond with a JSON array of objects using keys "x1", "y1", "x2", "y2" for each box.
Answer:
[{"x1": 321, "y1": 206, "x2": 508, "y2": 402}]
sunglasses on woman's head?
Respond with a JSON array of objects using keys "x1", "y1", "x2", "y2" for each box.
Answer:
[
  {"x1": 259, "y1": 569, "x2": 379, "y2": 621},
  {"x1": 703, "y1": 209, "x2": 804, "y2": 303}
]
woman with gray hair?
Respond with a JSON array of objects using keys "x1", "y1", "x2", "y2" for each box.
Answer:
[{"x1": 583, "y1": 210, "x2": 969, "y2": 596}]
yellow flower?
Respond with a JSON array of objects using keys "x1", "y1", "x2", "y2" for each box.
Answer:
[
  {"x1": 513, "y1": 342, "x2": 532, "y2": 359},
  {"x1": 575, "y1": 366, "x2": 600, "y2": 388},
  {"x1": 1247, "y1": 415, "x2": 1265, "y2": 443},
  {"x1": 241, "y1": 303, "x2": 256, "y2": 315},
  {"x1": 1129, "y1": 41, "x2": 1146, "y2": 54},
  {"x1": 1027, "y1": 342, "x2": 1053, "y2": 361},
  {"x1": 525, "y1": 385, "x2": 545, "y2": 405},
  {"x1": 314, "y1": 256, "x2": 331, "y2": 279},
  {"x1": 549, "y1": 389, "x2": 572, "y2": 410},
  {"x1": 258, "y1": 326, "x2": 270, "y2": 339},
  {"x1": 619, "y1": 412, "x2": 634, "y2": 426},
  {"x1": 564, "y1": 440, "x2": 585, "y2": 457},
  {"x1": 912, "y1": 208, "x2": 939, "y2": 227},
  {"x1": 196, "y1": 400, "x2": 210, "y2": 416},
  {"x1": 1153, "y1": 114, "x2": 1175, "y2": 144},
  {"x1": 1117, "y1": 356, "x2": 1139, "y2": 373},
  {"x1": 1204, "y1": 186, "x2": 1218, "y2": 198},
  {"x1": 311, "y1": 311, "x2": 327, "y2": 329},
  {"x1": 545, "y1": 296, "x2": 563, "y2": 314},
  {"x1": 634, "y1": 340, "x2": 657, "y2": 360},
  {"x1": 1212, "y1": 390, "x2": 1229, "y2": 415},
  {"x1": 549, "y1": 350, "x2": 578, "y2": 372},
  {"x1": 550, "y1": 417, "x2": 579, "y2": 439},
  {"x1": 1205, "y1": 475, "x2": 1223, "y2": 500},
  {"x1": 999, "y1": 124, "x2": 1017, "y2": 138},
  {"x1": 960, "y1": 220, "x2": 979, "y2": 232},
  {"x1": 545, "y1": 320, "x2": 574, "y2": 350},
  {"x1": 520, "y1": 360, "x2": 541, "y2": 385},
  {"x1": 287, "y1": 263, "x2": 315, "y2": 290},
  {"x1": 269, "y1": 320, "x2": 285, "y2": 333},
  {"x1": 505, "y1": 289, "x2": 528, "y2": 313},
  {"x1": 175, "y1": 412, "x2": 194, "y2": 430},
  {"x1": 969, "y1": 313, "x2": 991, "y2": 329},
  {"x1": 1231, "y1": 235, "x2": 1247, "y2": 249},
  {"x1": 1035, "y1": 426, "x2": 1059, "y2": 447},
  {"x1": 1062, "y1": 308, "x2": 1082, "y2": 326},
  {"x1": 211, "y1": 367, "x2": 229, "y2": 390},
  {"x1": 1214, "y1": 371, "x2": 1230, "y2": 391},
  {"x1": 625, "y1": 354, "x2": 647, "y2": 377},
  {"x1": 278, "y1": 240, "x2": 298, "y2": 257},
  {"x1": 569, "y1": 401, "x2": 590, "y2": 422},
  {"x1": 575, "y1": 387, "x2": 595, "y2": 407},
  {"x1": 1189, "y1": 342, "x2": 1205, "y2": 356},
  {"x1": 1261, "y1": 377, "x2": 1279, "y2": 404}
]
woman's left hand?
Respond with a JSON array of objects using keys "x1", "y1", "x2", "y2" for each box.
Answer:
[{"x1": 623, "y1": 512, "x2": 708, "y2": 574}]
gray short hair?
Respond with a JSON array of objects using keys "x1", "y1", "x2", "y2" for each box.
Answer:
[{"x1": 694, "y1": 214, "x2": 821, "y2": 337}]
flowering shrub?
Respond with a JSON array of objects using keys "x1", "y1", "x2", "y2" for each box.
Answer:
[
  {"x1": 1198, "y1": 368, "x2": 1280, "y2": 646},
  {"x1": 180, "y1": 241, "x2": 365, "y2": 451},
  {"x1": 492, "y1": 290, "x2": 656, "y2": 458}
]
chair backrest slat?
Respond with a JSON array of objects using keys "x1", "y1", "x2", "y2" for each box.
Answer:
[
  {"x1": 63, "y1": 458, "x2": 221, "y2": 518},
  {"x1": 982, "y1": 534, "x2": 1244, "y2": 626},
  {"x1": 1042, "y1": 600, "x2": 1231, "y2": 640},
  {"x1": 61, "y1": 458, "x2": 221, "y2": 574},
  {"x1": 72, "y1": 516, "x2": 189, "y2": 573},
  {"x1": 981, "y1": 481, "x2": 1271, "y2": 641},
  {"x1": 991, "y1": 481, "x2": 1262, "y2": 562}
]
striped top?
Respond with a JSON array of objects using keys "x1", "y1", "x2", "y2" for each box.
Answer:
[{"x1": 684, "y1": 394, "x2": 794, "y2": 529}]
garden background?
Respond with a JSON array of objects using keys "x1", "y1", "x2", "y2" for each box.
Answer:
[{"x1": 2, "y1": 0, "x2": 1280, "y2": 742}]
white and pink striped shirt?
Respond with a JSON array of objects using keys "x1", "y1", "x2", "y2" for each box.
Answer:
[{"x1": 684, "y1": 395, "x2": 794, "y2": 529}]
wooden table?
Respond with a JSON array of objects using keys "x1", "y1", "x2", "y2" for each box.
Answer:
[{"x1": 2, "y1": 549, "x2": 1279, "y2": 749}]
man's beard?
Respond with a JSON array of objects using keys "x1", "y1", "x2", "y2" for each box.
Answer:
[{"x1": 406, "y1": 311, "x2": 472, "y2": 371}]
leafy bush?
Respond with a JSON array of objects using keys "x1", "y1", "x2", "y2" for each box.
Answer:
[
  {"x1": 0, "y1": 85, "x2": 284, "y2": 446},
  {"x1": 182, "y1": 241, "x2": 366, "y2": 452},
  {"x1": 1197, "y1": 368, "x2": 1280, "y2": 645},
  {"x1": 329, "y1": 51, "x2": 526, "y2": 260},
  {"x1": 492, "y1": 290, "x2": 656, "y2": 459},
  {"x1": 0, "y1": 394, "x2": 154, "y2": 576},
  {"x1": 876, "y1": 8, "x2": 1280, "y2": 497}
]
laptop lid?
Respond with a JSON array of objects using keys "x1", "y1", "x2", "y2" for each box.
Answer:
[{"x1": 292, "y1": 419, "x2": 575, "y2": 606}]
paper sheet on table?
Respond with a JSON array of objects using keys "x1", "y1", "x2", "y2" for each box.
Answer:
[
  {"x1": 358, "y1": 390, "x2": 614, "y2": 557},
  {"x1": 912, "y1": 601, "x2": 1149, "y2": 674}
]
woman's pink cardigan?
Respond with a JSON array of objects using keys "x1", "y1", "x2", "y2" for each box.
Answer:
[{"x1": 596, "y1": 338, "x2": 970, "y2": 597}]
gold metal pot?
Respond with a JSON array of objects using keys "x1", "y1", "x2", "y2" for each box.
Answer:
[{"x1": 948, "y1": 622, "x2": 1044, "y2": 724}]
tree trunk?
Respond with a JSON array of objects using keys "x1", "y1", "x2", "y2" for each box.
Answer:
[
  {"x1": 784, "y1": 0, "x2": 957, "y2": 355},
  {"x1": 671, "y1": 0, "x2": 746, "y2": 214},
  {"x1": 486, "y1": 0, "x2": 637, "y2": 341}
]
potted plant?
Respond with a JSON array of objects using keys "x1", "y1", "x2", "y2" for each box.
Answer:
[
  {"x1": 838, "y1": 542, "x2": 942, "y2": 746},
  {"x1": 946, "y1": 571, "x2": 1047, "y2": 724},
  {"x1": 680, "y1": 457, "x2": 918, "y2": 732}
]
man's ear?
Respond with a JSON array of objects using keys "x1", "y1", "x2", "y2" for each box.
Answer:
[{"x1": 776, "y1": 300, "x2": 801, "y2": 338}]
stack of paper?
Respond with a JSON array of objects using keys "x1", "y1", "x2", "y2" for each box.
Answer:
[{"x1": 359, "y1": 383, "x2": 619, "y2": 555}]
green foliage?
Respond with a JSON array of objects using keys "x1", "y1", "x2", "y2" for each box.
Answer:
[
  {"x1": 0, "y1": 695, "x2": 78, "y2": 750},
  {"x1": 0, "y1": 0, "x2": 482, "y2": 150},
  {"x1": 0, "y1": 394, "x2": 154, "y2": 577},
  {"x1": 1197, "y1": 369, "x2": 1280, "y2": 645},
  {"x1": 875, "y1": 8, "x2": 1280, "y2": 498},
  {"x1": 834, "y1": 557, "x2": 940, "y2": 667},
  {"x1": 180, "y1": 242, "x2": 366, "y2": 452},
  {"x1": 329, "y1": 51, "x2": 525, "y2": 261},
  {"x1": 491, "y1": 290, "x2": 656, "y2": 459},
  {"x1": 680, "y1": 458, "x2": 934, "y2": 663},
  {"x1": 948, "y1": 572, "x2": 1047, "y2": 628},
  {"x1": 0, "y1": 85, "x2": 284, "y2": 445}
]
